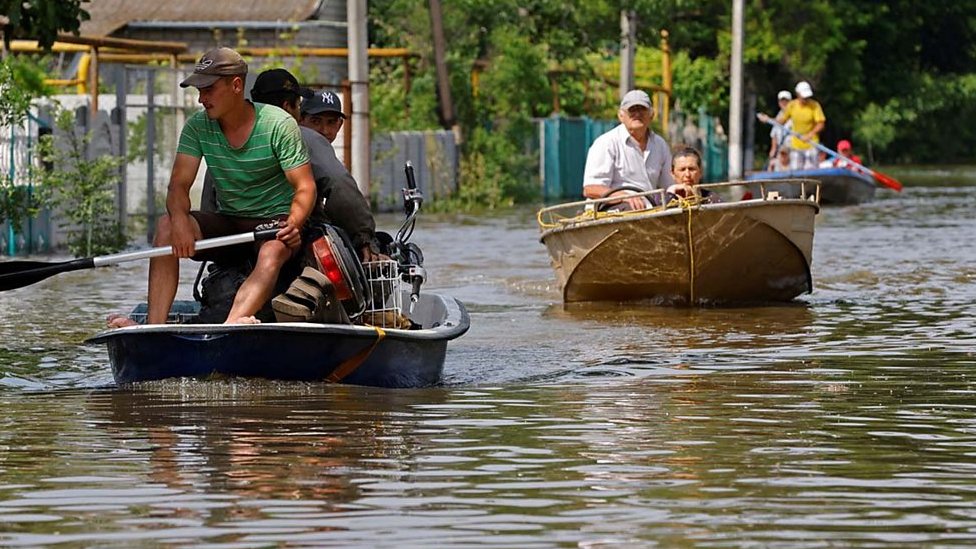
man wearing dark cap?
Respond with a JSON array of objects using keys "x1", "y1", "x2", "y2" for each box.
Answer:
[
  {"x1": 582, "y1": 89, "x2": 674, "y2": 211},
  {"x1": 294, "y1": 88, "x2": 379, "y2": 260},
  {"x1": 122, "y1": 47, "x2": 317, "y2": 327},
  {"x1": 301, "y1": 90, "x2": 346, "y2": 143}
]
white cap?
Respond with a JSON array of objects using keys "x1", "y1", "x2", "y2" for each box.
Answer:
[
  {"x1": 777, "y1": 90, "x2": 792, "y2": 101},
  {"x1": 620, "y1": 89, "x2": 652, "y2": 110},
  {"x1": 795, "y1": 81, "x2": 813, "y2": 98}
]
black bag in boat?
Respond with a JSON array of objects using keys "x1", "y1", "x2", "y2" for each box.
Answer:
[
  {"x1": 194, "y1": 253, "x2": 302, "y2": 325},
  {"x1": 195, "y1": 261, "x2": 251, "y2": 323}
]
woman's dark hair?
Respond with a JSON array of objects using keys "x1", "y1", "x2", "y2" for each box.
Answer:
[{"x1": 671, "y1": 146, "x2": 703, "y2": 170}]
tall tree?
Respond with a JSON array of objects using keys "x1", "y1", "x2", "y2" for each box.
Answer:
[{"x1": 0, "y1": 0, "x2": 90, "y2": 51}]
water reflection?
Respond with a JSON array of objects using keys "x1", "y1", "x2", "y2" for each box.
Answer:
[
  {"x1": 1, "y1": 171, "x2": 976, "y2": 545},
  {"x1": 1, "y1": 355, "x2": 976, "y2": 545}
]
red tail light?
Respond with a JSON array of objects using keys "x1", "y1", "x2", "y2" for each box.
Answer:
[{"x1": 311, "y1": 237, "x2": 352, "y2": 300}]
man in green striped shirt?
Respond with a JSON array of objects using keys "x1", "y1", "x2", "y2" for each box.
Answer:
[{"x1": 139, "y1": 47, "x2": 316, "y2": 326}]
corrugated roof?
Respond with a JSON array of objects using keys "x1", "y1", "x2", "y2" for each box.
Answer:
[{"x1": 81, "y1": 0, "x2": 323, "y2": 36}]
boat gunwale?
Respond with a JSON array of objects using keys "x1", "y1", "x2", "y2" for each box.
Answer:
[
  {"x1": 539, "y1": 196, "x2": 820, "y2": 240},
  {"x1": 744, "y1": 166, "x2": 876, "y2": 186},
  {"x1": 86, "y1": 293, "x2": 470, "y2": 344},
  {"x1": 537, "y1": 178, "x2": 820, "y2": 236}
]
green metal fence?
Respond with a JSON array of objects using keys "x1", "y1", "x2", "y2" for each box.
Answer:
[
  {"x1": 541, "y1": 116, "x2": 616, "y2": 201},
  {"x1": 1, "y1": 113, "x2": 51, "y2": 256}
]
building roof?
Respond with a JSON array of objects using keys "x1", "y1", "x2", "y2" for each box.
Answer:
[{"x1": 80, "y1": 0, "x2": 323, "y2": 36}]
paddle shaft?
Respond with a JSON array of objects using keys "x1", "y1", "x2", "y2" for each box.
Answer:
[
  {"x1": 758, "y1": 114, "x2": 903, "y2": 191},
  {"x1": 91, "y1": 229, "x2": 277, "y2": 267},
  {"x1": 0, "y1": 227, "x2": 280, "y2": 291}
]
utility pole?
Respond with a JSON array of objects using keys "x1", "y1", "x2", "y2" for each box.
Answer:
[
  {"x1": 728, "y1": 0, "x2": 744, "y2": 180},
  {"x1": 620, "y1": 10, "x2": 636, "y2": 98},
  {"x1": 429, "y1": 0, "x2": 459, "y2": 142},
  {"x1": 348, "y1": 0, "x2": 370, "y2": 196}
]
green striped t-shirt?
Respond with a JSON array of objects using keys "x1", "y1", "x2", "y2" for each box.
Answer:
[{"x1": 177, "y1": 103, "x2": 310, "y2": 218}]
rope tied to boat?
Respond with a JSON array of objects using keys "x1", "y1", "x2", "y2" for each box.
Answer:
[
  {"x1": 326, "y1": 326, "x2": 387, "y2": 383},
  {"x1": 667, "y1": 195, "x2": 706, "y2": 304}
]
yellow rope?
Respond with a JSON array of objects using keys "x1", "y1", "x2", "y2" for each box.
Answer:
[
  {"x1": 538, "y1": 200, "x2": 671, "y2": 229},
  {"x1": 669, "y1": 195, "x2": 704, "y2": 304},
  {"x1": 326, "y1": 326, "x2": 386, "y2": 383}
]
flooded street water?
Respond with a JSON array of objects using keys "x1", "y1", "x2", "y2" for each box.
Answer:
[{"x1": 1, "y1": 169, "x2": 976, "y2": 546}]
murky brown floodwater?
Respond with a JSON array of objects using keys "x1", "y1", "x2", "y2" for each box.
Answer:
[{"x1": 1, "y1": 168, "x2": 975, "y2": 546}]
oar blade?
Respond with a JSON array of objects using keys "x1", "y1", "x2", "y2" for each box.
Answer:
[
  {"x1": 0, "y1": 258, "x2": 94, "y2": 292},
  {"x1": 0, "y1": 260, "x2": 70, "y2": 275},
  {"x1": 871, "y1": 170, "x2": 903, "y2": 192}
]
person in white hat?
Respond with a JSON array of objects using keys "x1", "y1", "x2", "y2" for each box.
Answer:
[
  {"x1": 760, "y1": 81, "x2": 825, "y2": 170},
  {"x1": 582, "y1": 89, "x2": 675, "y2": 211},
  {"x1": 767, "y1": 90, "x2": 794, "y2": 169}
]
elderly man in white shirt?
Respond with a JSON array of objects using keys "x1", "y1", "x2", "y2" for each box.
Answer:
[{"x1": 582, "y1": 89, "x2": 674, "y2": 211}]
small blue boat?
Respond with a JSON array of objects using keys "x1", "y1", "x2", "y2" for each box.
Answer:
[
  {"x1": 745, "y1": 167, "x2": 876, "y2": 205},
  {"x1": 87, "y1": 161, "x2": 469, "y2": 388},
  {"x1": 87, "y1": 295, "x2": 469, "y2": 387}
]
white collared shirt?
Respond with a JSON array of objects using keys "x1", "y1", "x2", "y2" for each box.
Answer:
[{"x1": 583, "y1": 124, "x2": 674, "y2": 192}]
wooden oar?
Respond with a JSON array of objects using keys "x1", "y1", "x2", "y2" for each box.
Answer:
[
  {"x1": 0, "y1": 227, "x2": 281, "y2": 292},
  {"x1": 757, "y1": 114, "x2": 903, "y2": 192}
]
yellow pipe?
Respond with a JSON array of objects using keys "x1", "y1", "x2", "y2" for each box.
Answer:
[
  {"x1": 10, "y1": 40, "x2": 89, "y2": 53},
  {"x1": 44, "y1": 78, "x2": 85, "y2": 87},
  {"x1": 237, "y1": 46, "x2": 415, "y2": 58},
  {"x1": 75, "y1": 52, "x2": 90, "y2": 94}
]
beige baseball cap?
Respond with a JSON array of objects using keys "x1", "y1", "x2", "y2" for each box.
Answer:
[{"x1": 180, "y1": 47, "x2": 248, "y2": 89}]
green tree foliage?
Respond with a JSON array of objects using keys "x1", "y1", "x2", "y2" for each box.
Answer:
[
  {"x1": 369, "y1": 0, "x2": 976, "y2": 207},
  {"x1": 38, "y1": 110, "x2": 127, "y2": 257},
  {"x1": 0, "y1": 56, "x2": 51, "y2": 231},
  {"x1": 0, "y1": 0, "x2": 90, "y2": 50}
]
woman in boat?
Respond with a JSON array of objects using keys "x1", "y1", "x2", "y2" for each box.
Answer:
[
  {"x1": 582, "y1": 89, "x2": 675, "y2": 211},
  {"x1": 665, "y1": 146, "x2": 718, "y2": 203}
]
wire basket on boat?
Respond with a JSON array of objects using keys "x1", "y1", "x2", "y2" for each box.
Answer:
[{"x1": 360, "y1": 259, "x2": 410, "y2": 328}]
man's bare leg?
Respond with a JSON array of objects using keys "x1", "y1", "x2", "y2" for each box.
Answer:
[
  {"x1": 224, "y1": 240, "x2": 292, "y2": 324},
  {"x1": 146, "y1": 214, "x2": 202, "y2": 325}
]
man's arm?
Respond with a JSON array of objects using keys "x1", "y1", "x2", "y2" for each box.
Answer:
[
  {"x1": 806, "y1": 121, "x2": 825, "y2": 141},
  {"x1": 279, "y1": 163, "x2": 317, "y2": 249},
  {"x1": 166, "y1": 152, "x2": 202, "y2": 257},
  {"x1": 582, "y1": 138, "x2": 614, "y2": 199}
]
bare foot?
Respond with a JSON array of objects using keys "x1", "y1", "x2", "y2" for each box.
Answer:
[
  {"x1": 106, "y1": 313, "x2": 138, "y2": 329},
  {"x1": 226, "y1": 315, "x2": 261, "y2": 325}
]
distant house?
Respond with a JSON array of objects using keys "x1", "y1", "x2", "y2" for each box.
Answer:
[{"x1": 80, "y1": 0, "x2": 349, "y2": 85}]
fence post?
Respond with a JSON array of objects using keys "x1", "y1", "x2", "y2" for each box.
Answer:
[
  {"x1": 6, "y1": 124, "x2": 14, "y2": 256},
  {"x1": 114, "y1": 65, "x2": 128, "y2": 233},
  {"x1": 146, "y1": 68, "x2": 157, "y2": 244}
]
